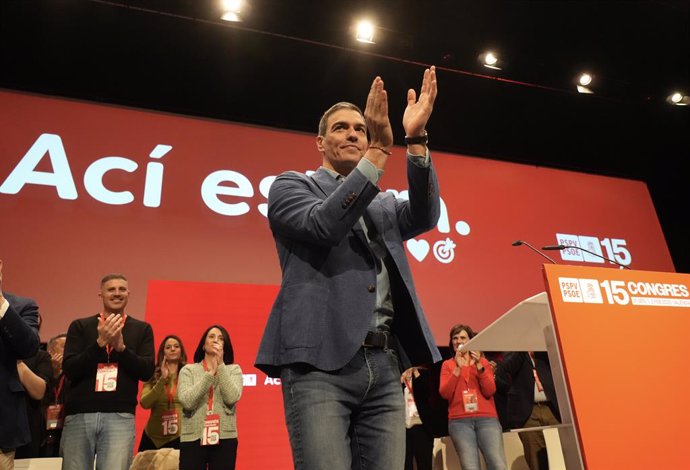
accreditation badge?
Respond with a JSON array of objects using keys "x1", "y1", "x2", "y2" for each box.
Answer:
[
  {"x1": 161, "y1": 409, "x2": 179, "y2": 436},
  {"x1": 463, "y1": 389, "x2": 479, "y2": 413},
  {"x1": 46, "y1": 404, "x2": 65, "y2": 430},
  {"x1": 201, "y1": 413, "x2": 220, "y2": 446},
  {"x1": 95, "y1": 363, "x2": 118, "y2": 392}
]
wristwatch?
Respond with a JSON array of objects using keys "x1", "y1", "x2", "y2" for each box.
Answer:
[{"x1": 404, "y1": 131, "x2": 428, "y2": 145}]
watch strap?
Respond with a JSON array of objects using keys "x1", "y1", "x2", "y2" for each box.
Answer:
[{"x1": 404, "y1": 131, "x2": 428, "y2": 145}]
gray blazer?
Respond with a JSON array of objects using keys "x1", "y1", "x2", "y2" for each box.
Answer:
[
  {"x1": 178, "y1": 362, "x2": 243, "y2": 442},
  {"x1": 255, "y1": 156, "x2": 442, "y2": 377}
]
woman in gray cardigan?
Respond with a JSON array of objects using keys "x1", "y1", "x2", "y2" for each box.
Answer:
[{"x1": 178, "y1": 325, "x2": 243, "y2": 470}]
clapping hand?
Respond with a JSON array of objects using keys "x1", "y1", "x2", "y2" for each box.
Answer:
[
  {"x1": 160, "y1": 356, "x2": 169, "y2": 380},
  {"x1": 454, "y1": 345, "x2": 466, "y2": 367},
  {"x1": 205, "y1": 341, "x2": 223, "y2": 375},
  {"x1": 50, "y1": 351, "x2": 63, "y2": 374},
  {"x1": 97, "y1": 313, "x2": 125, "y2": 349},
  {"x1": 470, "y1": 350, "x2": 484, "y2": 371},
  {"x1": 364, "y1": 76, "x2": 393, "y2": 149},
  {"x1": 402, "y1": 66, "x2": 437, "y2": 138}
]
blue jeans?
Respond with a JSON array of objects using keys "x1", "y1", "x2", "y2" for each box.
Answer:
[
  {"x1": 60, "y1": 412, "x2": 135, "y2": 470},
  {"x1": 448, "y1": 417, "x2": 507, "y2": 470},
  {"x1": 280, "y1": 347, "x2": 405, "y2": 470}
]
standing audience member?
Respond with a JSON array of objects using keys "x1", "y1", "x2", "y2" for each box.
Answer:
[
  {"x1": 61, "y1": 273, "x2": 155, "y2": 470},
  {"x1": 42, "y1": 334, "x2": 68, "y2": 458},
  {"x1": 484, "y1": 351, "x2": 510, "y2": 431},
  {"x1": 439, "y1": 324, "x2": 507, "y2": 470},
  {"x1": 0, "y1": 259, "x2": 40, "y2": 470},
  {"x1": 139, "y1": 335, "x2": 188, "y2": 451},
  {"x1": 402, "y1": 367, "x2": 435, "y2": 470},
  {"x1": 15, "y1": 313, "x2": 53, "y2": 459},
  {"x1": 178, "y1": 325, "x2": 243, "y2": 470},
  {"x1": 255, "y1": 66, "x2": 441, "y2": 470},
  {"x1": 494, "y1": 351, "x2": 561, "y2": 470},
  {"x1": 402, "y1": 362, "x2": 449, "y2": 470}
]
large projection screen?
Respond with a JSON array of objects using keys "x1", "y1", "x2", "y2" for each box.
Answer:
[{"x1": 0, "y1": 90, "x2": 674, "y2": 469}]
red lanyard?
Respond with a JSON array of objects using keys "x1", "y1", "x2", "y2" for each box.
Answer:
[
  {"x1": 202, "y1": 359, "x2": 215, "y2": 412},
  {"x1": 529, "y1": 352, "x2": 544, "y2": 392},
  {"x1": 99, "y1": 312, "x2": 127, "y2": 361},
  {"x1": 53, "y1": 374, "x2": 65, "y2": 404},
  {"x1": 165, "y1": 375, "x2": 178, "y2": 409},
  {"x1": 461, "y1": 365, "x2": 471, "y2": 390},
  {"x1": 459, "y1": 353, "x2": 474, "y2": 390},
  {"x1": 403, "y1": 376, "x2": 413, "y2": 393}
]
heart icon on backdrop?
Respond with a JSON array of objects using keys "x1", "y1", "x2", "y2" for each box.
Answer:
[{"x1": 406, "y1": 239, "x2": 430, "y2": 261}]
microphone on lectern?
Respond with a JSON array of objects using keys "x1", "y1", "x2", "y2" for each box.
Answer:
[
  {"x1": 542, "y1": 244, "x2": 631, "y2": 269},
  {"x1": 512, "y1": 240, "x2": 557, "y2": 264}
]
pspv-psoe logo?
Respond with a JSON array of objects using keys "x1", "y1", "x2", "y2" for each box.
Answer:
[
  {"x1": 555, "y1": 233, "x2": 632, "y2": 268},
  {"x1": 558, "y1": 277, "x2": 604, "y2": 304}
]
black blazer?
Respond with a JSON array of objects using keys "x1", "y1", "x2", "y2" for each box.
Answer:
[
  {"x1": 410, "y1": 363, "x2": 449, "y2": 438},
  {"x1": 494, "y1": 351, "x2": 561, "y2": 429},
  {"x1": 0, "y1": 292, "x2": 40, "y2": 450}
]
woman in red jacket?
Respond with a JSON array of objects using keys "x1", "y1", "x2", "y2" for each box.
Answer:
[{"x1": 439, "y1": 324, "x2": 507, "y2": 470}]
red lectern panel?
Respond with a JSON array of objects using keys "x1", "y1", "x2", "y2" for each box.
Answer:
[{"x1": 543, "y1": 265, "x2": 690, "y2": 470}]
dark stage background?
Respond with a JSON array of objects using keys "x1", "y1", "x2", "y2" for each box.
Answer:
[{"x1": 1, "y1": 0, "x2": 688, "y2": 273}]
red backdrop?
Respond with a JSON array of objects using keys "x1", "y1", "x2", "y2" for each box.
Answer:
[
  {"x1": 143, "y1": 281, "x2": 286, "y2": 469},
  {"x1": 0, "y1": 89, "x2": 675, "y2": 468}
]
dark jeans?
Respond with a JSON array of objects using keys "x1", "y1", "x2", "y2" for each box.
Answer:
[
  {"x1": 404, "y1": 424, "x2": 434, "y2": 470},
  {"x1": 138, "y1": 431, "x2": 180, "y2": 451},
  {"x1": 179, "y1": 438, "x2": 238, "y2": 470},
  {"x1": 280, "y1": 347, "x2": 405, "y2": 470}
]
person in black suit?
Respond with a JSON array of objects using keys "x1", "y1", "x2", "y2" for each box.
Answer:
[
  {"x1": 494, "y1": 351, "x2": 561, "y2": 470},
  {"x1": 0, "y1": 259, "x2": 40, "y2": 469},
  {"x1": 42, "y1": 333, "x2": 68, "y2": 458},
  {"x1": 402, "y1": 364, "x2": 449, "y2": 470},
  {"x1": 15, "y1": 313, "x2": 53, "y2": 459}
]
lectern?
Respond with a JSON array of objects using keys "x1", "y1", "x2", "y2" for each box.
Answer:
[{"x1": 463, "y1": 264, "x2": 690, "y2": 470}]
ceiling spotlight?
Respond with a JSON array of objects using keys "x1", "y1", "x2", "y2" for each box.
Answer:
[
  {"x1": 355, "y1": 20, "x2": 375, "y2": 44},
  {"x1": 666, "y1": 91, "x2": 689, "y2": 106},
  {"x1": 578, "y1": 73, "x2": 592, "y2": 87},
  {"x1": 575, "y1": 72, "x2": 594, "y2": 94},
  {"x1": 221, "y1": 0, "x2": 243, "y2": 22},
  {"x1": 481, "y1": 51, "x2": 502, "y2": 70}
]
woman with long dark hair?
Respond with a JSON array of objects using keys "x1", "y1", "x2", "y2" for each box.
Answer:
[
  {"x1": 177, "y1": 325, "x2": 243, "y2": 470},
  {"x1": 139, "y1": 335, "x2": 188, "y2": 451},
  {"x1": 439, "y1": 324, "x2": 507, "y2": 470}
]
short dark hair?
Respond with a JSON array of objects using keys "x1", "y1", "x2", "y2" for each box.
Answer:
[
  {"x1": 193, "y1": 325, "x2": 235, "y2": 364},
  {"x1": 448, "y1": 323, "x2": 476, "y2": 350},
  {"x1": 100, "y1": 273, "x2": 127, "y2": 286},
  {"x1": 317, "y1": 101, "x2": 365, "y2": 137},
  {"x1": 47, "y1": 333, "x2": 67, "y2": 350}
]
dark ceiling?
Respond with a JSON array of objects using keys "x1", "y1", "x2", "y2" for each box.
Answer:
[{"x1": 2, "y1": 0, "x2": 689, "y2": 271}]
